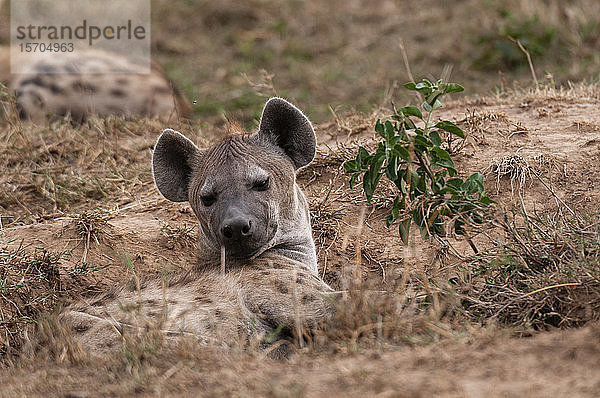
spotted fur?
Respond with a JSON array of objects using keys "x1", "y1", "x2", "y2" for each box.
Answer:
[{"x1": 1, "y1": 46, "x2": 191, "y2": 123}]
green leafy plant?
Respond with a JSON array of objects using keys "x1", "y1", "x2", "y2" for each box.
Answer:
[{"x1": 344, "y1": 79, "x2": 493, "y2": 249}]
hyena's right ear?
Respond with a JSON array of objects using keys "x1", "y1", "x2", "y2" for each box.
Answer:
[{"x1": 152, "y1": 129, "x2": 202, "y2": 202}]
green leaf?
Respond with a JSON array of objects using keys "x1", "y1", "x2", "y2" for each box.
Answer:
[
  {"x1": 431, "y1": 146, "x2": 452, "y2": 161},
  {"x1": 385, "y1": 153, "x2": 398, "y2": 181},
  {"x1": 343, "y1": 160, "x2": 357, "y2": 173},
  {"x1": 363, "y1": 170, "x2": 382, "y2": 202},
  {"x1": 363, "y1": 153, "x2": 385, "y2": 202},
  {"x1": 349, "y1": 173, "x2": 359, "y2": 189},
  {"x1": 429, "y1": 130, "x2": 442, "y2": 146},
  {"x1": 410, "y1": 169, "x2": 420, "y2": 192},
  {"x1": 399, "y1": 170, "x2": 407, "y2": 194},
  {"x1": 404, "y1": 82, "x2": 417, "y2": 90},
  {"x1": 399, "y1": 219, "x2": 410, "y2": 245},
  {"x1": 435, "y1": 121, "x2": 465, "y2": 138},
  {"x1": 385, "y1": 214, "x2": 394, "y2": 228},
  {"x1": 444, "y1": 83, "x2": 464, "y2": 94},
  {"x1": 480, "y1": 196, "x2": 495, "y2": 206},
  {"x1": 403, "y1": 118, "x2": 416, "y2": 130},
  {"x1": 422, "y1": 101, "x2": 432, "y2": 112},
  {"x1": 463, "y1": 172, "x2": 485, "y2": 194},
  {"x1": 384, "y1": 120, "x2": 395, "y2": 141},
  {"x1": 400, "y1": 106, "x2": 423, "y2": 120},
  {"x1": 413, "y1": 134, "x2": 431, "y2": 150},
  {"x1": 446, "y1": 178, "x2": 464, "y2": 190},
  {"x1": 357, "y1": 146, "x2": 370, "y2": 168},
  {"x1": 430, "y1": 147, "x2": 455, "y2": 170},
  {"x1": 393, "y1": 144, "x2": 410, "y2": 162},
  {"x1": 386, "y1": 197, "x2": 402, "y2": 227},
  {"x1": 375, "y1": 119, "x2": 384, "y2": 137},
  {"x1": 426, "y1": 91, "x2": 442, "y2": 105}
]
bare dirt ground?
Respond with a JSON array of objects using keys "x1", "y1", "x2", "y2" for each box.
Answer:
[
  {"x1": 1, "y1": 325, "x2": 598, "y2": 397},
  {"x1": 1, "y1": 86, "x2": 600, "y2": 396}
]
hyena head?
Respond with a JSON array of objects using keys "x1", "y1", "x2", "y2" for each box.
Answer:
[{"x1": 152, "y1": 98, "x2": 318, "y2": 271}]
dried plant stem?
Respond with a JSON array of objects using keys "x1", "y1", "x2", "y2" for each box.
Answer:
[
  {"x1": 530, "y1": 169, "x2": 578, "y2": 218},
  {"x1": 220, "y1": 245, "x2": 226, "y2": 274},
  {"x1": 292, "y1": 268, "x2": 304, "y2": 348},
  {"x1": 398, "y1": 39, "x2": 421, "y2": 103},
  {"x1": 466, "y1": 236, "x2": 479, "y2": 255},
  {"x1": 509, "y1": 36, "x2": 539, "y2": 88},
  {"x1": 491, "y1": 282, "x2": 583, "y2": 320},
  {"x1": 354, "y1": 207, "x2": 367, "y2": 283}
]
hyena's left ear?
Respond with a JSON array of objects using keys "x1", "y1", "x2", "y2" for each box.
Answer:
[{"x1": 257, "y1": 97, "x2": 316, "y2": 169}]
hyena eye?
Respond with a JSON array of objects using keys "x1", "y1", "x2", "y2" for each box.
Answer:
[
  {"x1": 252, "y1": 177, "x2": 270, "y2": 191},
  {"x1": 200, "y1": 194, "x2": 216, "y2": 207}
]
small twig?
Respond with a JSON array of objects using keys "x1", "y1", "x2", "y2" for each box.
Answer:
[
  {"x1": 519, "y1": 283, "x2": 582, "y2": 299},
  {"x1": 0, "y1": 216, "x2": 5, "y2": 243},
  {"x1": 398, "y1": 39, "x2": 421, "y2": 103},
  {"x1": 530, "y1": 169, "x2": 579, "y2": 219},
  {"x1": 509, "y1": 36, "x2": 539, "y2": 89},
  {"x1": 465, "y1": 235, "x2": 479, "y2": 255},
  {"x1": 354, "y1": 207, "x2": 367, "y2": 283},
  {"x1": 220, "y1": 245, "x2": 226, "y2": 274},
  {"x1": 414, "y1": 151, "x2": 435, "y2": 182},
  {"x1": 292, "y1": 268, "x2": 303, "y2": 349},
  {"x1": 328, "y1": 105, "x2": 353, "y2": 134},
  {"x1": 491, "y1": 282, "x2": 582, "y2": 319},
  {"x1": 83, "y1": 230, "x2": 90, "y2": 264}
]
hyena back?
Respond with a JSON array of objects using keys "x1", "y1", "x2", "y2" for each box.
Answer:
[{"x1": 1, "y1": 46, "x2": 192, "y2": 123}]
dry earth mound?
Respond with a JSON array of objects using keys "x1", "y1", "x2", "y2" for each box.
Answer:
[{"x1": 1, "y1": 86, "x2": 600, "y2": 396}]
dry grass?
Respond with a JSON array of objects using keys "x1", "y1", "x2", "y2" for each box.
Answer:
[
  {"x1": 463, "y1": 211, "x2": 600, "y2": 331},
  {"x1": 159, "y1": 221, "x2": 197, "y2": 250},
  {"x1": 486, "y1": 154, "x2": 533, "y2": 191},
  {"x1": 0, "y1": 246, "x2": 65, "y2": 355}
]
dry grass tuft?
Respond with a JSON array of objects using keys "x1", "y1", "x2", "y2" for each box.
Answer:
[
  {"x1": 316, "y1": 281, "x2": 450, "y2": 352},
  {"x1": 463, "y1": 211, "x2": 600, "y2": 331},
  {"x1": 486, "y1": 154, "x2": 533, "y2": 191},
  {"x1": 0, "y1": 246, "x2": 65, "y2": 355},
  {"x1": 19, "y1": 312, "x2": 87, "y2": 365},
  {"x1": 159, "y1": 221, "x2": 196, "y2": 250},
  {"x1": 72, "y1": 210, "x2": 112, "y2": 263},
  {"x1": 457, "y1": 110, "x2": 510, "y2": 138},
  {"x1": 0, "y1": 83, "x2": 20, "y2": 128}
]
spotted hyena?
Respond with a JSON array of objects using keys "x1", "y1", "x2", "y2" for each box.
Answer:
[
  {"x1": 0, "y1": 46, "x2": 191, "y2": 123},
  {"x1": 64, "y1": 98, "x2": 333, "y2": 353}
]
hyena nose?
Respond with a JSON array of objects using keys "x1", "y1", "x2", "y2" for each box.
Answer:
[{"x1": 221, "y1": 217, "x2": 253, "y2": 241}]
